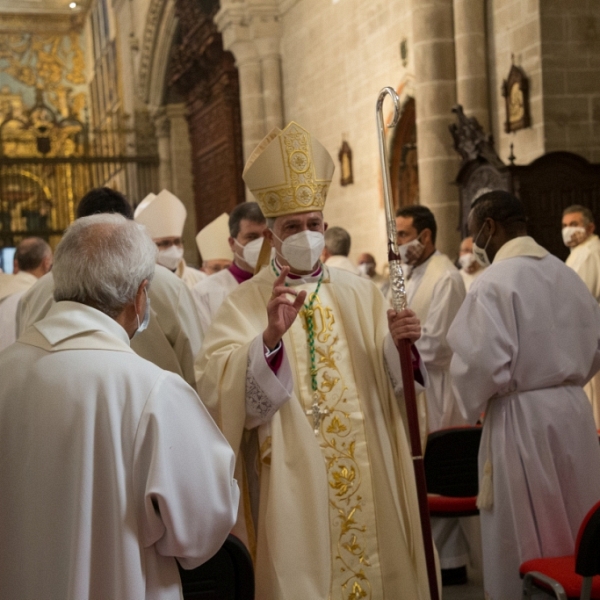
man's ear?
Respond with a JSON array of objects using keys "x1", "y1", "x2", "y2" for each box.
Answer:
[
  {"x1": 588, "y1": 222, "x2": 596, "y2": 235},
  {"x1": 135, "y1": 279, "x2": 148, "y2": 315},
  {"x1": 323, "y1": 222, "x2": 329, "y2": 232},
  {"x1": 228, "y1": 236, "x2": 236, "y2": 251}
]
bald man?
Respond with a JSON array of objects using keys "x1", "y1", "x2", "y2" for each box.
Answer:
[{"x1": 0, "y1": 237, "x2": 52, "y2": 350}]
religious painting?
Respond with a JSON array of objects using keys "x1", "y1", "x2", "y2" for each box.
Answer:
[
  {"x1": 502, "y1": 61, "x2": 531, "y2": 133},
  {"x1": 338, "y1": 140, "x2": 353, "y2": 186}
]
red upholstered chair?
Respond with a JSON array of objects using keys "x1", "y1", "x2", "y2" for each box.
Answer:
[
  {"x1": 424, "y1": 426, "x2": 482, "y2": 518},
  {"x1": 519, "y1": 500, "x2": 600, "y2": 600}
]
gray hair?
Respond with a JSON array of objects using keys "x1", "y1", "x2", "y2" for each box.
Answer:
[
  {"x1": 15, "y1": 237, "x2": 51, "y2": 271},
  {"x1": 53, "y1": 213, "x2": 157, "y2": 318},
  {"x1": 563, "y1": 204, "x2": 594, "y2": 225},
  {"x1": 266, "y1": 217, "x2": 276, "y2": 230},
  {"x1": 324, "y1": 226, "x2": 351, "y2": 256}
]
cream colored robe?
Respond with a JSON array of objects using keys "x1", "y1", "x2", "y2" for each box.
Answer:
[
  {"x1": 566, "y1": 234, "x2": 600, "y2": 426},
  {"x1": 0, "y1": 290, "x2": 24, "y2": 351},
  {"x1": 16, "y1": 265, "x2": 203, "y2": 388},
  {"x1": 0, "y1": 301, "x2": 239, "y2": 600},
  {"x1": 324, "y1": 254, "x2": 360, "y2": 275},
  {"x1": 0, "y1": 270, "x2": 37, "y2": 301},
  {"x1": 191, "y1": 268, "x2": 238, "y2": 336},
  {"x1": 196, "y1": 264, "x2": 434, "y2": 600},
  {"x1": 176, "y1": 259, "x2": 207, "y2": 290}
]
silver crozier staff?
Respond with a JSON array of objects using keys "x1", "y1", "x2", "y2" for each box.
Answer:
[{"x1": 376, "y1": 86, "x2": 440, "y2": 600}]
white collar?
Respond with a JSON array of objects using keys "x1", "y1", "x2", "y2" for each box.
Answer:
[
  {"x1": 34, "y1": 301, "x2": 131, "y2": 348},
  {"x1": 494, "y1": 236, "x2": 548, "y2": 263}
]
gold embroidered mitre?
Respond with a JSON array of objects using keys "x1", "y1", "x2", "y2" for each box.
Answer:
[{"x1": 242, "y1": 122, "x2": 335, "y2": 218}]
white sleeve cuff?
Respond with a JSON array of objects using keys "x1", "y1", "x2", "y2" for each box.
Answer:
[{"x1": 245, "y1": 335, "x2": 293, "y2": 429}]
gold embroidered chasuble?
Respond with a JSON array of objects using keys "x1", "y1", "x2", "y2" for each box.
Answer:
[{"x1": 196, "y1": 265, "x2": 432, "y2": 600}]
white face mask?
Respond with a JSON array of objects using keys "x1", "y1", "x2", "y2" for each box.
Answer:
[
  {"x1": 156, "y1": 245, "x2": 184, "y2": 271},
  {"x1": 459, "y1": 252, "x2": 477, "y2": 270},
  {"x1": 472, "y1": 224, "x2": 491, "y2": 267},
  {"x1": 273, "y1": 229, "x2": 325, "y2": 272},
  {"x1": 562, "y1": 226, "x2": 586, "y2": 247},
  {"x1": 358, "y1": 262, "x2": 373, "y2": 277},
  {"x1": 234, "y1": 237, "x2": 263, "y2": 270},
  {"x1": 134, "y1": 288, "x2": 150, "y2": 337},
  {"x1": 398, "y1": 234, "x2": 424, "y2": 265}
]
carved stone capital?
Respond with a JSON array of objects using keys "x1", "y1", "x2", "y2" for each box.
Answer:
[{"x1": 216, "y1": 1, "x2": 281, "y2": 62}]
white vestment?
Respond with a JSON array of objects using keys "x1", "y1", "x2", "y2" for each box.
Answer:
[
  {"x1": 196, "y1": 264, "x2": 435, "y2": 600},
  {"x1": 566, "y1": 234, "x2": 600, "y2": 426},
  {"x1": 406, "y1": 252, "x2": 470, "y2": 572},
  {"x1": 16, "y1": 265, "x2": 203, "y2": 388},
  {"x1": 0, "y1": 301, "x2": 238, "y2": 600},
  {"x1": 448, "y1": 236, "x2": 600, "y2": 600},
  {"x1": 0, "y1": 290, "x2": 24, "y2": 351},
  {"x1": 191, "y1": 268, "x2": 238, "y2": 336},
  {"x1": 0, "y1": 270, "x2": 37, "y2": 301},
  {"x1": 406, "y1": 252, "x2": 467, "y2": 431},
  {"x1": 324, "y1": 254, "x2": 360, "y2": 275},
  {"x1": 176, "y1": 259, "x2": 207, "y2": 289},
  {"x1": 459, "y1": 267, "x2": 484, "y2": 292}
]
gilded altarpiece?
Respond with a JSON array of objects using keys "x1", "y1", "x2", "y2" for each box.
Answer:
[
  {"x1": 168, "y1": 0, "x2": 245, "y2": 232},
  {"x1": 0, "y1": 31, "x2": 88, "y2": 250},
  {"x1": 0, "y1": 24, "x2": 157, "y2": 251}
]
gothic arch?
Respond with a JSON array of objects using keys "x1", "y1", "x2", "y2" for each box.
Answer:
[{"x1": 137, "y1": 0, "x2": 177, "y2": 106}]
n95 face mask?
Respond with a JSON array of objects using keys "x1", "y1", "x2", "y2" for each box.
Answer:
[
  {"x1": 234, "y1": 237, "x2": 263, "y2": 270},
  {"x1": 274, "y1": 230, "x2": 325, "y2": 272},
  {"x1": 157, "y1": 245, "x2": 183, "y2": 271}
]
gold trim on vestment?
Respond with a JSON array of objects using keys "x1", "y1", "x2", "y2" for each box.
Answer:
[{"x1": 294, "y1": 291, "x2": 383, "y2": 599}]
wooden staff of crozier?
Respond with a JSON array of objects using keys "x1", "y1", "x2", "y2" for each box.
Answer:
[{"x1": 376, "y1": 86, "x2": 440, "y2": 600}]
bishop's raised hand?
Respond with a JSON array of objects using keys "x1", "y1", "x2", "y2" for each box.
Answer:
[{"x1": 263, "y1": 267, "x2": 308, "y2": 350}]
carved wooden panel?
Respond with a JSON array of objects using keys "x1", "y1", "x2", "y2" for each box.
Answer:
[
  {"x1": 508, "y1": 152, "x2": 600, "y2": 261},
  {"x1": 168, "y1": 0, "x2": 245, "y2": 231},
  {"x1": 390, "y1": 97, "x2": 419, "y2": 210}
]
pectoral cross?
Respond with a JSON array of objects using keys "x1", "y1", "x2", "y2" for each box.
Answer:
[{"x1": 307, "y1": 396, "x2": 330, "y2": 436}]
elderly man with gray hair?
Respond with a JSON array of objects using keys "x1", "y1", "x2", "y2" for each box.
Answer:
[
  {"x1": 321, "y1": 225, "x2": 360, "y2": 274},
  {"x1": 0, "y1": 214, "x2": 239, "y2": 600}
]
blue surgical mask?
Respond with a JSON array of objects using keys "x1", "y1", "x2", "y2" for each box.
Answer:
[{"x1": 134, "y1": 288, "x2": 150, "y2": 336}]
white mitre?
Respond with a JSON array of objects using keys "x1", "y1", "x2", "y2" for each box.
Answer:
[
  {"x1": 134, "y1": 189, "x2": 187, "y2": 239},
  {"x1": 195, "y1": 213, "x2": 233, "y2": 261}
]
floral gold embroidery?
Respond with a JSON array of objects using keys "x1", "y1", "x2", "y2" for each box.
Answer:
[{"x1": 300, "y1": 292, "x2": 376, "y2": 599}]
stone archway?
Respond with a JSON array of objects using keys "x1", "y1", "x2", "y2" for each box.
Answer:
[
  {"x1": 390, "y1": 97, "x2": 419, "y2": 211},
  {"x1": 167, "y1": 0, "x2": 245, "y2": 232}
]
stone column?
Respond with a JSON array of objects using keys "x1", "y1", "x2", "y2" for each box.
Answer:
[
  {"x1": 153, "y1": 108, "x2": 173, "y2": 191},
  {"x1": 165, "y1": 103, "x2": 199, "y2": 266},
  {"x1": 216, "y1": 7, "x2": 266, "y2": 164},
  {"x1": 254, "y1": 16, "x2": 284, "y2": 132},
  {"x1": 412, "y1": 0, "x2": 461, "y2": 257},
  {"x1": 453, "y1": 0, "x2": 489, "y2": 131}
]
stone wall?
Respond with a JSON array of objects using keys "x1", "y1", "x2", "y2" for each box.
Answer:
[
  {"x1": 487, "y1": 0, "x2": 544, "y2": 165},
  {"x1": 280, "y1": 0, "x2": 416, "y2": 266},
  {"x1": 540, "y1": 0, "x2": 600, "y2": 162}
]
